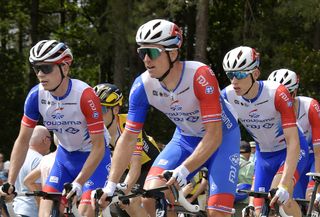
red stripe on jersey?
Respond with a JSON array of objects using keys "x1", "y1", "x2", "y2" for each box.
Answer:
[
  {"x1": 193, "y1": 66, "x2": 222, "y2": 123},
  {"x1": 80, "y1": 88, "x2": 104, "y2": 134},
  {"x1": 309, "y1": 99, "x2": 320, "y2": 145},
  {"x1": 274, "y1": 85, "x2": 296, "y2": 129},
  {"x1": 124, "y1": 120, "x2": 143, "y2": 134},
  {"x1": 21, "y1": 115, "x2": 37, "y2": 128}
]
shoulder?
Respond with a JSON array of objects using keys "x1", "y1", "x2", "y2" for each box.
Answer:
[
  {"x1": 71, "y1": 79, "x2": 91, "y2": 91},
  {"x1": 26, "y1": 84, "x2": 41, "y2": 98}
]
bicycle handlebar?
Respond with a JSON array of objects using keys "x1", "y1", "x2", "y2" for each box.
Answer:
[
  {"x1": 238, "y1": 189, "x2": 293, "y2": 217},
  {"x1": 15, "y1": 191, "x2": 62, "y2": 200},
  {"x1": 96, "y1": 171, "x2": 200, "y2": 213}
]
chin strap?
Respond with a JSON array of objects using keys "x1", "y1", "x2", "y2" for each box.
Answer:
[
  {"x1": 157, "y1": 51, "x2": 179, "y2": 82},
  {"x1": 49, "y1": 65, "x2": 65, "y2": 92},
  {"x1": 106, "y1": 108, "x2": 115, "y2": 129},
  {"x1": 243, "y1": 74, "x2": 255, "y2": 96}
]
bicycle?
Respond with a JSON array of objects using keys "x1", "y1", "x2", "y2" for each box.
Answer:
[
  {"x1": 93, "y1": 171, "x2": 202, "y2": 217},
  {"x1": 0, "y1": 182, "x2": 81, "y2": 217},
  {"x1": 239, "y1": 171, "x2": 320, "y2": 217}
]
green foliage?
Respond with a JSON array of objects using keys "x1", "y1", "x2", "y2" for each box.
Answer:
[{"x1": 1, "y1": 0, "x2": 320, "y2": 155}]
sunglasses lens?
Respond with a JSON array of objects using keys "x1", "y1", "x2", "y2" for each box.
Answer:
[
  {"x1": 138, "y1": 48, "x2": 161, "y2": 60},
  {"x1": 226, "y1": 71, "x2": 249, "y2": 80},
  {"x1": 33, "y1": 65, "x2": 54, "y2": 74}
]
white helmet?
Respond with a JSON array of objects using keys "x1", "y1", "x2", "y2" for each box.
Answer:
[
  {"x1": 223, "y1": 46, "x2": 260, "y2": 71},
  {"x1": 268, "y1": 69, "x2": 299, "y2": 92},
  {"x1": 136, "y1": 19, "x2": 183, "y2": 48},
  {"x1": 29, "y1": 40, "x2": 73, "y2": 65}
]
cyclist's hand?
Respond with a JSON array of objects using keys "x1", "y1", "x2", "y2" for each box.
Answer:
[
  {"x1": 63, "y1": 182, "x2": 82, "y2": 200},
  {"x1": 241, "y1": 205, "x2": 255, "y2": 217},
  {"x1": 0, "y1": 183, "x2": 16, "y2": 202},
  {"x1": 270, "y1": 186, "x2": 290, "y2": 205},
  {"x1": 0, "y1": 183, "x2": 15, "y2": 196},
  {"x1": 0, "y1": 183, "x2": 16, "y2": 203},
  {"x1": 117, "y1": 182, "x2": 128, "y2": 194},
  {"x1": 166, "y1": 165, "x2": 190, "y2": 188},
  {"x1": 98, "y1": 181, "x2": 117, "y2": 209}
]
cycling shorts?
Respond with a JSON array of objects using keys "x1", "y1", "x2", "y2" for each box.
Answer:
[
  {"x1": 43, "y1": 145, "x2": 111, "y2": 204},
  {"x1": 147, "y1": 126, "x2": 240, "y2": 214}
]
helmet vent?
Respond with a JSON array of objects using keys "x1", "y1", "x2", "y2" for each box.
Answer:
[
  {"x1": 238, "y1": 60, "x2": 247, "y2": 68},
  {"x1": 153, "y1": 21, "x2": 161, "y2": 30},
  {"x1": 284, "y1": 80, "x2": 291, "y2": 86},
  {"x1": 232, "y1": 60, "x2": 238, "y2": 68},
  {"x1": 151, "y1": 31, "x2": 162, "y2": 40},
  {"x1": 237, "y1": 50, "x2": 243, "y2": 59},
  {"x1": 144, "y1": 30, "x2": 151, "y2": 39}
]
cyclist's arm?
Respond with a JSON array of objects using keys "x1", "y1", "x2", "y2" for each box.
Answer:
[
  {"x1": 74, "y1": 133, "x2": 104, "y2": 185},
  {"x1": 109, "y1": 130, "x2": 138, "y2": 184},
  {"x1": 183, "y1": 122, "x2": 222, "y2": 172},
  {"x1": 182, "y1": 66, "x2": 223, "y2": 172},
  {"x1": 75, "y1": 88, "x2": 105, "y2": 185},
  {"x1": 123, "y1": 154, "x2": 142, "y2": 194},
  {"x1": 275, "y1": 86, "x2": 300, "y2": 188},
  {"x1": 7, "y1": 124, "x2": 34, "y2": 185},
  {"x1": 309, "y1": 99, "x2": 320, "y2": 175},
  {"x1": 281, "y1": 127, "x2": 300, "y2": 188}
]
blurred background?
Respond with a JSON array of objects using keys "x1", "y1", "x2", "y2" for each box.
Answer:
[{"x1": 0, "y1": 0, "x2": 319, "y2": 158}]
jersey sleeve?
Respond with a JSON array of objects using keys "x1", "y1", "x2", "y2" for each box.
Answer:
[
  {"x1": 22, "y1": 85, "x2": 40, "y2": 128},
  {"x1": 193, "y1": 66, "x2": 222, "y2": 124},
  {"x1": 274, "y1": 85, "x2": 296, "y2": 128},
  {"x1": 125, "y1": 76, "x2": 150, "y2": 134},
  {"x1": 308, "y1": 99, "x2": 320, "y2": 146},
  {"x1": 80, "y1": 87, "x2": 105, "y2": 134}
]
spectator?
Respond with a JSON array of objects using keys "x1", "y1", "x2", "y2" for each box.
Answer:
[
  {"x1": 24, "y1": 134, "x2": 59, "y2": 217},
  {"x1": 13, "y1": 125, "x2": 51, "y2": 217},
  {"x1": 249, "y1": 141, "x2": 256, "y2": 162},
  {"x1": 238, "y1": 141, "x2": 254, "y2": 185},
  {"x1": 0, "y1": 153, "x2": 8, "y2": 185}
]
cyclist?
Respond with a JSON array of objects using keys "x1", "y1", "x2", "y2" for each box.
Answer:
[
  {"x1": 0, "y1": 40, "x2": 111, "y2": 217},
  {"x1": 222, "y1": 46, "x2": 308, "y2": 217},
  {"x1": 96, "y1": 19, "x2": 240, "y2": 217},
  {"x1": 268, "y1": 69, "x2": 320, "y2": 200},
  {"x1": 93, "y1": 83, "x2": 160, "y2": 217}
]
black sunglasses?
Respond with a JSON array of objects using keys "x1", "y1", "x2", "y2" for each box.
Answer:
[
  {"x1": 137, "y1": 47, "x2": 178, "y2": 60},
  {"x1": 32, "y1": 64, "x2": 55, "y2": 74}
]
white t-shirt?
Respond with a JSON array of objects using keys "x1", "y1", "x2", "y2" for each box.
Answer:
[{"x1": 13, "y1": 149, "x2": 42, "y2": 217}]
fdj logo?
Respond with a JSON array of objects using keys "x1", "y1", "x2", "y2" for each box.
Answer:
[
  {"x1": 65, "y1": 127, "x2": 79, "y2": 134},
  {"x1": 186, "y1": 116, "x2": 199, "y2": 122}
]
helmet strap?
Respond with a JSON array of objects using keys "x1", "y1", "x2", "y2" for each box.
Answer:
[
  {"x1": 243, "y1": 74, "x2": 255, "y2": 96},
  {"x1": 106, "y1": 108, "x2": 115, "y2": 129},
  {"x1": 49, "y1": 64, "x2": 65, "y2": 92},
  {"x1": 157, "y1": 51, "x2": 179, "y2": 82}
]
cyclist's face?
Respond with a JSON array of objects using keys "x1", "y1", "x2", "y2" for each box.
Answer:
[
  {"x1": 230, "y1": 69, "x2": 259, "y2": 96},
  {"x1": 34, "y1": 63, "x2": 66, "y2": 91},
  {"x1": 102, "y1": 106, "x2": 113, "y2": 126},
  {"x1": 138, "y1": 45, "x2": 170, "y2": 78}
]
